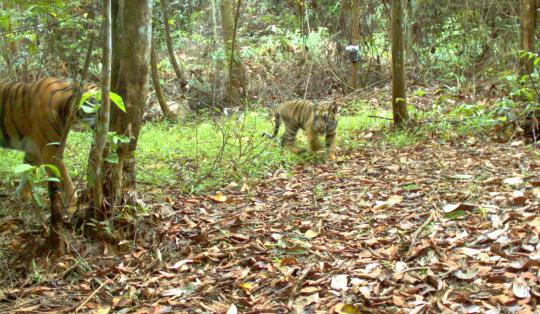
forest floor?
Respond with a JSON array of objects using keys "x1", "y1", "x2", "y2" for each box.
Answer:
[{"x1": 0, "y1": 132, "x2": 539, "y2": 313}]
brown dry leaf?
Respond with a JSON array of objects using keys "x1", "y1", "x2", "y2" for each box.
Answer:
[
  {"x1": 503, "y1": 177, "x2": 524, "y2": 186},
  {"x1": 442, "y1": 203, "x2": 475, "y2": 213},
  {"x1": 293, "y1": 293, "x2": 319, "y2": 313},
  {"x1": 161, "y1": 288, "x2": 190, "y2": 297},
  {"x1": 334, "y1": 303, "x2": 362, "y2": 314},
  {"x1": 373, "y1": 195, "x2": 403, "y2": 210},
  {"x1": 393, "y1": 294, "x2": 406, "y2": 307},
  {"x1": 304, "y1": 229, "x2": 318, "y2": 239},
  {"x1": 226, "y1": 304, "x2": 238, "y2": 314},
  {"x1": 167, "y1": 259, "x2": 193, "y2": 270},
  {"x1": 210, "y1": 191, "x2": 228, "y2": 203},
  {"x1": 512, "y1": 278, "x2": 531, "y2": 299},
  {"x1": 300, "y1": 286, "x2": 320, "y2": 294},
  {"x1": 454, "y1": 268, "x2": 480, "y2": 281},
  {"x1": 111, "y1": 296, "x2": 132, "y2": 308},
  {"x1": 239, "y1": 282, "x2": 254, "y2": 293},
  {"x1": 280, "y1": 256, "x2": 299, "y2": 266},
  {"x1": 330, "y1": 275, "x2": 348, "y2": 291},
  {"x1": 96, "y1": 308, "x2": 111, "y2": 314}
]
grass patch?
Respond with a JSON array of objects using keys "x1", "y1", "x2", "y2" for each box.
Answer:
[{"x1": 0, "y1": 105, "x2": 396, "y2": 196}]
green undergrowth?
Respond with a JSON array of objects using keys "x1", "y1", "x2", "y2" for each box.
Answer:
[{"x1": 0, "y1": 97, "x2": 505, "y2": 197}]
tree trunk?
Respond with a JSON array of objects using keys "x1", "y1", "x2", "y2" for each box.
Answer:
[
  {"x1": 520, "y1": 0, "x2": 535, "y2": 75},
  {"x1": 151, "y1": 35, "x2": 175, "y2": 120},
  {"x1": 106, "y1": 0, "x2": 152, "y2": 206},
  {"x1": 160, "y1": 0, "x2": 188, "y2": 91},
  {"x1": 111, "y1": 0, "x2": 121, "y2": 88},
  {"x1": 48, "y1": 180, "x2": 65, "y2": 254},
  {"x1": 350, "y1": 0, "x2": 361, "y2": 91},
  {"x1": 405, "y1": 0, "x2": 416, "y2": 61},
  {"x1": 391, "y1": 0, "x2": 409, "y2": 127},
  {"x1": 1, "y1": 2, "x2": 17, "y2": 75},
  {"x1": 338, "y1": 0, "x2": 352, "y2": 41},
  {"x1": 220, "y1": 0, "x2": 247, "y2": 105},
  {"x1": 89, "y1": 0, "x2": 112, "y2": 220},
  {"x1": 81, "y1": 8, "x2": 97, "y2": 84}
]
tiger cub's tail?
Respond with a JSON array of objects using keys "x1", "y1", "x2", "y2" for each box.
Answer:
[{"x1": 262, "y1": 112, "x2": 281, "y2": 139}]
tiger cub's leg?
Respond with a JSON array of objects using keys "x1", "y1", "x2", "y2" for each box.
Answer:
[
  {"x1": 15, "y1": 153, "x2": 36, "y2": 201},
  {"x1": 325, "y1": 130, "x2": 337, "y2": 160},
  {"x1": 306, "y1": 128, "x2": 322, "y2": 152},
  {"x1": 282, "y1": 125, "x2": 306, "y2": 154}
]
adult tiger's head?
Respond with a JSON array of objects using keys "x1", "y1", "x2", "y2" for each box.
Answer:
[
  {"x1": 312, "y1": 101, "x2": 339, "y2": 135},
  {"x1": 75, "y1": 82, "x2": 100, "y2": 129}
]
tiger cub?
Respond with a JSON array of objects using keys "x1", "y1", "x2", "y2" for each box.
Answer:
[
  {"x1": 0, "y1": 77, "x2": 97, "y2": 204},
  {"x1": 264, "y1": 100, "x2": 338, "y2": 160}
]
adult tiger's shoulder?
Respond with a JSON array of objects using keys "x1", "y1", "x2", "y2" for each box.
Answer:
[
  {"x1": 263, "y1": 99, "x2": 338, "y2": 160},
  {"x1": 0, "y1": 77, "x2": 97, "y2": 204}
]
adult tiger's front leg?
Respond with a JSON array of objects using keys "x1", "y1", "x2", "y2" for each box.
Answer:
[
  {"x1": 15, "y1": 153, "x2": 37, "y2": 202},
  {"x1": 41, "y1": 146, "x2": 76, "y2": 207}
]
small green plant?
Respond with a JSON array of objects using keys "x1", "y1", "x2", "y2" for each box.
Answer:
[
  {"x1": 475, "y1": 207, "x2": 489, "y2": 219},
  {"x1": 31, "y1": 259, "x2": 43, "y2": 283},
  {"x1": 14, "y1": 163, "x2": 61, "y2": 207},
  {"x1": 80, "y1": 89, "x2": 126, "y2": 114}
]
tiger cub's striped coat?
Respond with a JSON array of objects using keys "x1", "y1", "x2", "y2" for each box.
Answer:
[{"x1": 264, "y1": 100, "x2": 338, "y2": 160}]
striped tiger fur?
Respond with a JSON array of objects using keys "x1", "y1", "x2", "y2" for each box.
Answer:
[
  {"x1": 263, "y1": 99, "x2": 339, "y2": 160},
  {"x1": 0, "y1": 77, "x2": 98, "y2": 204}
]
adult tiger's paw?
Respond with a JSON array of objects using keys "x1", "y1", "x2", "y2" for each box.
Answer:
[{"x1": 327, "y1": 153, "x2": 336, "y2": 161}]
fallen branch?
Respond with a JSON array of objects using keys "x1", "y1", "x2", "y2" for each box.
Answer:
[
  {"x1": 368, "y1": 115, "x2": 393, "y2": 121},
  {"x1": 75, "y1": 274, "x2": 118, "y2": 312},
  {"x1": 406, "y1": 211, "x2": 435, "y2": 257}
]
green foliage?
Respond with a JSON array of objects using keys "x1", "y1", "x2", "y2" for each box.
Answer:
[
  {"x1": 80, "y1": 90, "x2": 126, "y2": 113},
  {"x1": 0, "y1": 106, "x2": 401, "y2": 196},
  {"x1": 105, "y1": 132, "x2": 130, "y2": 164},
  {"x1": 14, "y1": 163, "x2": 61, "y2": 207}
]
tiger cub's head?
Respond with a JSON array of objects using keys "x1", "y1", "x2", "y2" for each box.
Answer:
[{"x1": 312, "y1": 101, "x2": 339, "y2": 134}]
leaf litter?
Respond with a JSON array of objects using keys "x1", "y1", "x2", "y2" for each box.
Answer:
[{"x1": 0, "y1": 139, "x2": 539, "y2": 313}]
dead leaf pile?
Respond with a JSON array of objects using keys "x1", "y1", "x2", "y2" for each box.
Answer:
[{"x1": 0, "y1": 140, "x2": 539, "y2": 313}]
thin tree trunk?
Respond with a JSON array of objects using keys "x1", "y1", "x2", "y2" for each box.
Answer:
[
  {"x1": 350, "y1": 0, "x2": 360, "y2": 91},
  {"x1": 212, "y1": 0, "x2": 220, "y2": 44},
  {"x1": 391, "y1": 0, "x2": 409, "y2": 126},
  {"x1": 48, "y1": 180, "x2": 65, "y2": 253},
  {"x1": 106, "y1": 0, "x2": 152, "y2": 205},
  {"x1": 160, "y1": 0, "x2": 188, "y2": 91},
  {"x1": 81, "y1": 8, "x2": 97, "y2": 83},
  {"x1": 520, "y1": 0, "x2": 535, "y2": 75},
  {"x1": 220, "y1": 0, "x2": 247, "y2": 105},
  {"x1": 111, "y1": 0, "x2": 120, "y2": 88},
  {"x1": 90, "y1": 0, "x2": 112, "y2": 220},
  {"x1": 151, "y1": 35, "x2": 175, "y2": 120},
  {"x1": 405, "y1": 0, "x2": 415, "y2": 62},
  {"x1": 338, "y1": 0, "x2": 352, "y2": 41}
]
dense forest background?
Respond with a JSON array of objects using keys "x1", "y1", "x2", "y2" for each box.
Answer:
[
  {"x1": 0, "y1": 1, "x2": 539, "y2": 313},
  {"x1": 0, "y1": 1, "x2": 532, "y2": 103}
]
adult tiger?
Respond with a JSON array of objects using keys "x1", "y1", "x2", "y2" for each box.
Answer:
[
  {"x1": 0, "y1": 77, "x2": 97, "y2": 205},
  {"x1": 263, "y1": 99, "x2": 339, "y2": 160}
]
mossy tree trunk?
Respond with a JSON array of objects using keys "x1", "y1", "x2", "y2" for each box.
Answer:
[
  {"x1": 89, "y1": 0, "x2": 112, "y2": 220},
  {"x1": 151, "y1": 34, "x2": 175, "y2": 120},
  {"x1": 350, "y1": 0, "x2": 361, "y2": 91},
  {"x1": 520, "y1": 0, "x2": 535, "y2": 75},
  {"x1": 391, "y1": 0, "x2": 409, "y2": 127},
  {"x1": 105, "y1": 0, "x2": 152, "y2": 206},
  {"x1": 160, "y1": 0, "x2": 188, "y2": 91},
  {"x1": 220, "y1": 0, "x2": 247, "y2": 106}
]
